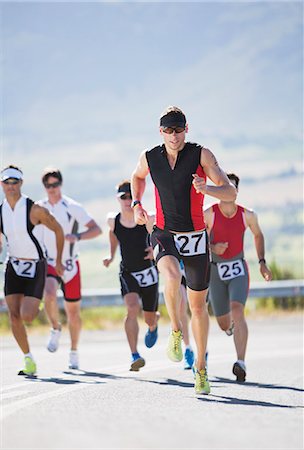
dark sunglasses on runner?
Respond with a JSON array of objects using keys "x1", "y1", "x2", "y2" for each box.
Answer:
[
  {"x1": 2, "y1": 178, "x2": 20, "y2": 185},
  {"x1": 44, "y1": 181, "x2": 61, "y2": 189},
  {"x1": 120, "y1": 194, "x2": 132, "y2": 200},
  {"x1": 161, "y1": 126, "x2": 185, "y2": 134}
]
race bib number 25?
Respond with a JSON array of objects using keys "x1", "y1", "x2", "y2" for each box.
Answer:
[
  {"x1": 174, "y1": 230, "x2": 206, "y2": 256},
  {"x1": 217, "y1": 259, "x2": 245, "y2": 281}
]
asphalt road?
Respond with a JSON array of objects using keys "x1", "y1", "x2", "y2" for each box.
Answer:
[{"x1": 1, "y1": 314, "x2": 303, "y2": 450}]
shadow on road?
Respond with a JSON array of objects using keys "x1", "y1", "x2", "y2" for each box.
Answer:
[
  {"x1": 28, "y1": 375, "x2": 105, "y2": 385},
  {"x1": 212, "y1": 376, "x2": 304, "y2": 393},
  {"x1": 197, "y1": 394, "x2": 300, "y2": 409}
]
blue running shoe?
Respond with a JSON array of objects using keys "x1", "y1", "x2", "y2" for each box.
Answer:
[
  {"x1": 184, "y1": 348, "x2": 194, "y2": 370},
  {"x1": 145, "y1": 326, "x2": 158, "y2": 348},
  {"x1": 130, "y1": 353, "x2": 145, "y2": 371}
]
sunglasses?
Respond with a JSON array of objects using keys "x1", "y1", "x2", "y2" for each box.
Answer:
[
  {"x1": 44, "y1": 181, "x2": 61, "y2": 189},
  {"x1": 3, "y1": 179, "x2": 20, "y2": 185},
  {"x1": 161, "y1": 126, "x2": 185, "y2": 134},
  {"x1": 120, "y1": 194, "x2": 132, "y2": 200}
]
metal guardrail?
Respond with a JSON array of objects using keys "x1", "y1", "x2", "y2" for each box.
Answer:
[{"x1": 0, "y1": 280, "x2": 303, "y2": 312}]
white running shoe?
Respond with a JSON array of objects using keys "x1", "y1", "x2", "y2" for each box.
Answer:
[
  {"x1": 47, "y1": 327, "x2": 61, "y2": 352},
  {"x1": 69, "y1": 351, "x2": 79, "y2": 369}
]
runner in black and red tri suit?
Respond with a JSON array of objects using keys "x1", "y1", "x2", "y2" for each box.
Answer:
[
  {"x1": 103, "y1": 181, "x2": 159, "y2": 371},
  {"x1": 204, "y1": 173, "x2": 272, "y2": 382},
  {"x1": 131, "y1": 106, "x2": 236, "y2": 395}
]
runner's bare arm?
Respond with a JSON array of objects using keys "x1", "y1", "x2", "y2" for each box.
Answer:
[
  {"x1": 65, "y1": 219, "x2": 102, "y2": 243},
  {"x1": 245, "y1": 209, "x2": 272, "y2": 281},
  {"x1": 131, "y1": 150, "x2": 149, "y2": 225},
  {"x1": 31, "y1": 205, "x2": 65, "y2": 277},
  {"x1": 103, "y1": 218, "x2": 119, "y2": 267},
  {"x1": 192, "y1": 148, "x2": 236, "y2": 201}
]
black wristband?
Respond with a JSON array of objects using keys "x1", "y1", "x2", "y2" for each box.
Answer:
[
  {"x1": 259, "y1": 258, "x2": 266, "y2": 264},
  {"x1": 131, "y1": 200, "x2": 142, "y2": 209},
  {"x1": 76, "y1": 233, "x2": 81, "y2": 241}
]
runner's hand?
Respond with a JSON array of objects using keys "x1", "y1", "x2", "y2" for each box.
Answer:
[
  {"x1": 103, "y1": 257, "x2": 113, "y2": 267},
  {"x1": 260, "y1": 263, "x2": 272, "y2": 281},
  {"x1": 212, "y1": 242, "x2": 228, "y2": 255},
  {"x1": 144, "y1": 246, "x2": 154, "y2": 260},
  {"x1": 65, "y1": 234, "x2": 79, "y2": 243},
  {"x1": 134, "y1": 205, "x2": 148, "y2": 225},
  {"x1": 192, "y1": 173, "x2": 207, "y2": 194},
  {"x1": 55, "y1": 260, "x2": 65, "y2": 277}
]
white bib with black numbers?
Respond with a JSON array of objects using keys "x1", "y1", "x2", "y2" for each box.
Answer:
[
  {"x1": 217, "y1": 259, "x2": 245, "y2": 281},
  {"x1": 174, "y1": 230, "x2": 206, "y2": 256},
  {"x1": 131, "y1": 266, "x2": 158, "y2": 287},
  {"x1": 48, "y1": 257, "x2": 78, "y2": 283},
  {"x1": 11, "y1": 258, "x2": 37, "y2": 279},
  {"x1": 62, "y1": 258, "x2": 78, "y2": 283}
]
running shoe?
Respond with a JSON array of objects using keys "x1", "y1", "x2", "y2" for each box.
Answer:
[
  {"x1": 47, "y1": 327, "x2": 61, "y2": 352},
  {"x1": 69, "y1": 351, "x2": 79, "y2": 370},
  {"x1": 233, "y1": 360, "x2": 246, "y2": 382},
  {"x1": 145, "y1": 325, "x2": 158, "y2": 348},
  {"x1": 184, "y1": 348, "x2": 194, "y2": 370},
  {"x1": 167, "y1": 330, "x2": 183, "y2": 362},
  {"x1": 225, "y1": 321, "x2": 234, "y2": 336},
  {"x1": 194, "y1": 367, "x2": 210, "y2": 395},
  {"x1": 192, "y1": 352, "x2": 209, "y2": 377},
  {"x1": 130, "y1": 354, "x2": 146, "y2": 371},
  {"x1": 18, "y1": 356, "x2": 37, "y2": 376}
]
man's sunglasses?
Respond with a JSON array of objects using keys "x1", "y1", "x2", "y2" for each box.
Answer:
[
  {"x1": 44, "y1": 181, "x2": 61, "y2": 189},
  {"x1": 2, "y1": 179, "x2": 20, "y2": 185},
  {"x1": 161, "y1": 126, "x2": 185, "y2": 134},
  {"x1": 120, "y1": 194, "x2": 132, "y2": 200}
]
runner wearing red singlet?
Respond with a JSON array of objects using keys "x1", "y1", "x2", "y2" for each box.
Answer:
[
  {"x1": 204, "y1": 173, "x2": 272, "y2": 382},
  {"x1": 131, "y1": 106, "x2": 237, "y2": 395}
]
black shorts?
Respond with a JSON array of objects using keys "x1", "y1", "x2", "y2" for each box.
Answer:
[
  {"x1": 119, "y1": 268, "x2": 159, "y2": 312},
  {"x1": 4, "y1": 259, "x2": 47, "y2": 300},
  {"x1": 151, "y1": 226, "x2": 210, "y2": 291}
]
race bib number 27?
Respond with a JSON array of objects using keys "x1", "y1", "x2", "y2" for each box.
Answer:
[{"x1": 174, "y1": 230, "x2": 206, "y2": 256}]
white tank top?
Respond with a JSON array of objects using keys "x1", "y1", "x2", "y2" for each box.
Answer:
[
  {"x1": 37, "y1": 195, "x2": 92, "y2": 263},
  {"x1": 0, "y1": 195, "x2": 45, "y2": 260}
]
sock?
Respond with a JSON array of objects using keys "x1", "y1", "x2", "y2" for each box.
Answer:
[
  {"x1": 236, "y1": 359, "x2": 246, "y2": 370},
  {"x1": 185, "y1": 345, "x2": 192, "y2": 351},
  {"x1": 132, "y1": 352, "x2": 140, "y2": 359},
  {"x1": 24, "y1": 352, "x2": 34, "y2": 360}
]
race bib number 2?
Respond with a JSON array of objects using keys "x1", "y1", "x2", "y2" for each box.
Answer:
[
  {"x1": 217, "y1": 259, "x2": 245, "y2": 281},
  {"x1": 11, "y1": 259, "x2": 37, "y2": 278},
  {"x1": 174, "y1": 230, "x2": 206, "y2": 256},
  {"x1": 131, "y1": 266, "x2": 158, "y2": 287}
]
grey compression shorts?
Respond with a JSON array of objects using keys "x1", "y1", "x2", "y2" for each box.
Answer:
[{"x1": 208, "y1": 259, "x2": 249, "y2": 317}]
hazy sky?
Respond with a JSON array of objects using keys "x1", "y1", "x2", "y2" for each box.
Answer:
[{"x1": 0, "y1": 1, "x2": 303, "y2": 188}]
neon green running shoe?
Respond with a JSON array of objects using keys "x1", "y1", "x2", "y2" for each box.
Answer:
[
  {"x1": 18, "y1": 356, "x2": 37, "y2": 376},
  {"x1": 167, "y1": 330, "x2": 183, "y2": 362},
  {"x1": 194, "y1": 367, "x2": 210, "y2": 395}
]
